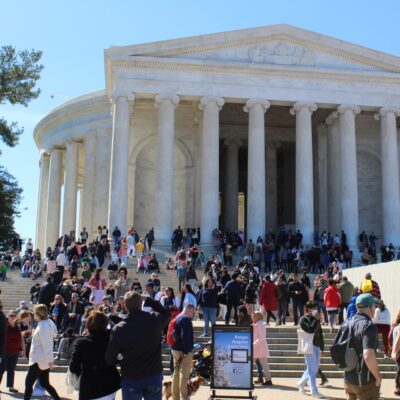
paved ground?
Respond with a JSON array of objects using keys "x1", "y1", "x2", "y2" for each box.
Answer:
[{"x1": 1, "y1": 372, "x2": 399, "y2": 400}]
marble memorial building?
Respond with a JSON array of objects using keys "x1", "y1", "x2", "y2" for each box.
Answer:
[{"x1": 34, "y1": 24, "x2": 400, "y2": 251}]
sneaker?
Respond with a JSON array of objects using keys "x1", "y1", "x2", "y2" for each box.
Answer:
[
  {"x1": 320, "y1": 380, "x2": 330, "y2": 387},
  {"x1": 312, "y1": 393, "x2": 324, "y2": 398},
  {"x1": 9, "y1": 388, "x2": 18, "y2": 393},
  {"x1": 296, "y1": 382, "x2": 306, "y2": 394},
  {"x1": 199, "y1": 333, "x2": 209, "y2": 338},
  {"x1": 262, "y1": 380, "x2": 273, "y2": 386},
  {"x1": 384, "y1": 354, "x2": 389, "y2": 359},
  {"x1": 255, "y1": 378, "x2": 263, "y2": 384}
]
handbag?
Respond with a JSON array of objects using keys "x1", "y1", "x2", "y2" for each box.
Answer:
[
  {"x1": 65, "y1": 369, "x2": 80, "y2": 394},
  {"x1": 297, "y1": 329, "x2": 314, "y2": 355}
]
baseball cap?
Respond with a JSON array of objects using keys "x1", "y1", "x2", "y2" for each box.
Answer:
[{"x1": 356, "y1": 293, "x2": 378, "y2": 308}]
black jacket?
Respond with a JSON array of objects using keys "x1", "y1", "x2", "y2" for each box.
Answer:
[
  {"x1": 0, "y1": 311, "x2": 6, "y2": 358},
  {"x1": 68, "y1": 301, "x2": 85, "y2": 316},
  {"x1": 105, "y1": 298, "x2": 169, "y2": 380},
  {"x1": 39, "y1": 282, "x2": 57, "y2": 308},
  {"x1": 224, "y1": 279, "x2": 243, "y2": 305},
  {"x1": 70, "y1": 331, "x2": 120, "y2": 400}
]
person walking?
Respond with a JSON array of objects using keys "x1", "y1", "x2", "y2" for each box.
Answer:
[
  {"x1": 297, "y1": 301, "x2": 324, "y2": 398},
  {"x1": 224, "y1": 273, "x2": 243, "y2": 325},
  {"x1": 288, "y1": 274, "x2": 306, "y2": 325},
  {"x1": 105, "y1": 291, "x2": 169, "y2": 400},
  {"x1": 0, "y1": 310, "x2": 24, "y2": 393},
  {"x1": 343, "y1": 293, "x2": 381, "y2": 400},
  {"x1": 24, "y1": 304, "x2": 60, "y2": 400},
  {"x1": 373, "y1": 299, "x2": 391, "y2": 358},
  {"x1": 260, "y1": 275, "x2": 277, "y2": 325},
  {"x1": 171, "y1": 304, "x2": 195, "y2": 400},
  {"x1": 338, "y1": 277, "x2": 354, "y2": 324},
  {"x1": 252, "y1": 311, "x2": 272, "y2": 386},
  {"x1": 197, "y1": 278, "x2": 218, "y2": 337},
  {"x1": 69, "y1": 311, "x2": 120, "y2": 400},
  {"x1": 324, "y1": 279, "x2": 341, "y2": 333},
  {"x1": 276, "y1": 276, "x2": 289, "y2": 325}
]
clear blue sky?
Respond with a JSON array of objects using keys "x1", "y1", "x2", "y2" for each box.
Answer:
[{"x1": 1, "y1": 0, "x2": 400, "y2": 245}]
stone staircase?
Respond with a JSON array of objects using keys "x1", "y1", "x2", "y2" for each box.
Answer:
[
  {"x1": 12, "y1": 325, "x2": 397, "y2": 379},
  {"x1": 1, "y1": 254, "x2": 397, "y2": 379}
]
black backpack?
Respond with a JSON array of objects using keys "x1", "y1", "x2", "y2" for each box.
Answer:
[{"x1": 330, "y1": 316, "x2": 372, "y2": 372}]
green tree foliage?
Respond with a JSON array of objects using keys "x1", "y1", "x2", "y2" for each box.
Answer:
[
  {"x1": 0, "y1": 46, "x2": 43, "y2": 247},
  {"x1": 0, "y1": 167, "x2": 22, "y2": 248},
  {"x1": 0, "y1": 45, "x2": 43, "y2": 146}
]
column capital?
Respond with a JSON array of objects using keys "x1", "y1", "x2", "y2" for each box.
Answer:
[
  {"x1": 374, "y1": 107, "x2": 400, "y2": 120},
  {"x1": 337, "y1": 104, "x2": 361, "y2": 115},
  {"x1": 199, "y1": 96, "x2": 225, "y2": 111},
  {"x1": 290, "y1": 102, "x2": 317, "y2": 115},
  {"x1": 224, "y1": 138, "x2": 242, "y2": 148},
  {"x1": 243, "y1": 99, "x2": 270, "y2": 113},
  {"x1": 325, "y1": 111, "x2": 339, "y2": 125},
  {"x1": 154, "y1": 93, "x2": 180, "y2": 108},
  {"x1": 40, "y1": 151, "x2": 50, "y2": 159},
  {"x1": 110, "y1": 90, "x2": 135, "y2": 104}
]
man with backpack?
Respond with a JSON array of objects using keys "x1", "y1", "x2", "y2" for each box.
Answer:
[
  {"x1": 170, "y1": 304, "x2": 195, "y2": 400},
  {"x1": 331, "y1": 293, "x2": 381, "y2": 400}
]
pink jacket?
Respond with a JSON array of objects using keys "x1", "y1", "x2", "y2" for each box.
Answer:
[{"x1": 253, "y1": 321, "x2": 269, "y2": 359}]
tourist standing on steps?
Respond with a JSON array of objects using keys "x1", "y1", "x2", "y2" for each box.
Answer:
[
  {"x1": 197, "y1": 278, "x2": 218, "y2": 337},
  {"x1": 24, "y1": 304, "x2": 60, "y2": 400},
  {"x1": 288, "y1": 273, "x2": 306, "y2": 325},
  {"x1": 373, "y1": 299, "x2": 391, "y2": 358},
  {"x1": 0, "y1": 310, "x2": 23, "y2": 393},
  {"x1": 224, "y1": 273, "x2": 243, "y2": 325},
  {"x1": 343, "y1": 294, "x2": 381, "y2": 400},
  {"x1": 276, "y1": 275, "x2": 289, "y2": 325},
  {"x1": 171, "y1": 304, "x2": 195, "y2": 400},
  {"x1": 252, "y1": 311, "x2": 272, "y2": 386},
  {"x1": 105, "y1": 292, "x2": 169, "y2": 400},
  {"x1": 260, "y1": 275, "x2": 277, "y2": 325},
  {"x1": 297, "y1": 301, "x2": 324, "y2": 398}
]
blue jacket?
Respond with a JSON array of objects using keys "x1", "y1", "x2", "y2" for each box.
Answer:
[
  {"x1": 171, "y1": 314, "x2": 194, "y2": 354},
  {"x1": 346, "y1": 295, "x2": 358, "y2": 319}
]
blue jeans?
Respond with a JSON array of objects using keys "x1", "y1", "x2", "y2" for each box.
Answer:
[
  {"x1": 202, "y1": 307, "x2": 217, "y2": 336},
  {"x1": 121, "y1": 381, "x2": 162, "y2": 400},
  {"x1": 298, "y1": 345, "x2": 320, "y2": 395}
]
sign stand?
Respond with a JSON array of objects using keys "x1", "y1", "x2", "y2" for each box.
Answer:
[
  {"x1": 208, "y1": 389, "x2": 257, "y2": 400},
  {"x1": 209, "y1": 325, "x2": 257, "y2": 400}
]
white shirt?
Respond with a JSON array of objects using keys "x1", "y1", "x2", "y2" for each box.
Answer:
[
  {"x1": 29, "y1": 319, "x2": 57, "y2": 370},
  {"x1": 56, "y1": 253, "x2": 68, "y2": 267}
]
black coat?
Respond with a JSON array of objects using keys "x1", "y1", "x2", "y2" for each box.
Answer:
[
  {"x1": 38, "y1": 282, "x2": 57, "y2": 308},
  {"x1": 0, "y1": 311, "x2": 6, "y2": 358},
  {"x1": 105, "y1": 298, "x2": 169, "y2": 380},
  {"x1": 69, "y1": 331, "x2": 120, "y2": 400}
]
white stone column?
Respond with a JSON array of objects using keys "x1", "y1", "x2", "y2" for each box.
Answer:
[
  {"x1": 81, "y1": 134, "x2": 97, "y2": 236},
  {"x1": 62, "y1": 140, "x2": 79, "y2": 235},
  {"x1": 45, "y1": 149, "x2": 63, "y2": 249},
  {"x1": 266, "y1": 142, "x2": 278, "y2": 233},
  {"x1": 290, "y1": 102, "x2": 317, "y2": 246},
  {"x1": 108, "y1": 92, "x2": 134, "y2": 236},
  {"x1": 326, "y1": 112, "x2": 341, "y2": 235},
  {"x1": 199, "y1": 96, "x2": 224, "y2": 244},
  {"x1": 244, "y1": 99, "x2": 270, "y2": 241},
  {"x1": 36, "y1": 152, "x2": 50, "y2": 252},
  {"x1": 338, "y1": 104, "x2": 361, "y2": 249},
  {"x1": 224, "y1": 138, "x2": 241, "y2": 231},
  {"x1": 375, "y1": 108, "x2": 400, "y2": 245},
  {"x1": 317, "y1": 125, "x2": 328, "y2": 231},
  {"x1": 154, "y1": 94, "x2": 180, "y2": 241}
]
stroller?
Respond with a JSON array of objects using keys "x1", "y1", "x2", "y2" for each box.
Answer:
[{"x1": 191, "y1": 341, "x2": 212, "y2": 381}]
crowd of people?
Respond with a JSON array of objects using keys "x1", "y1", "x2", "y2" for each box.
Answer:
[{"x1": 0, "y1": 225, "x2": 399, "y2": 400}]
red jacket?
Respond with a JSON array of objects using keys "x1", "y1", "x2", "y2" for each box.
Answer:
[
  {"x1": 260, "y1": 281, "x2": 277, "y2": 311},
  {"x1": 324, "y1": 285, "x2": 341, "y2": 309}
]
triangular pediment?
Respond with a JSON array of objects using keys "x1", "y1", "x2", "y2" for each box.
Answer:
[{"x1": 106, "y1": 24, "x2": 400, "y2": 74}]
